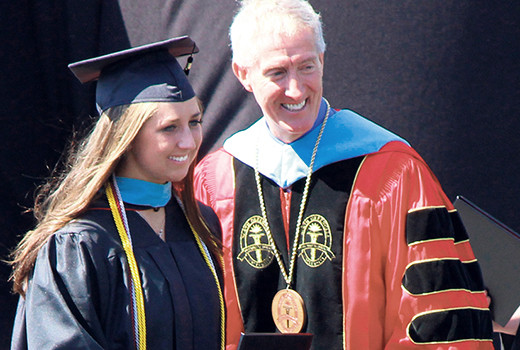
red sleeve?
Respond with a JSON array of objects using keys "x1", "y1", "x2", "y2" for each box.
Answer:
[{"x1": 343, "y1": 141, "x2": 493, "y2": 349}]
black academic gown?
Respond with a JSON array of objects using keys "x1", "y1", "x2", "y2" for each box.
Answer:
[{"x1": 11, "y1": 196, "x2": 223, "y2": 350}]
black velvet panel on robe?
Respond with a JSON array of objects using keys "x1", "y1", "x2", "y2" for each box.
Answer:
[{"x1": 233, "y1": 157, "x2": 363, "y2": 350}]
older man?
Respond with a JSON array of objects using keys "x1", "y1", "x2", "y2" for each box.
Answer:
[{"x1": 195, "y1": 0, "x2": 493, "y2": 349}]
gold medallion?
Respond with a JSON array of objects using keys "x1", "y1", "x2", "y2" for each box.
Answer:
[{"x1": 271, "y1": 289, "x2": 306, "y2": 333}]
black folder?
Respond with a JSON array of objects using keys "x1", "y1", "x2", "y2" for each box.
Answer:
[
  {"x1": 454, "y1": 195, "x2": 520, "y2": 326},
  {"x1": 237, "y1": 333, "x2": 313, "y2": 350}
]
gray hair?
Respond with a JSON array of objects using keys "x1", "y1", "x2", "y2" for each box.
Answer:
[{"x1": 230, "y1": 0, "x2": 326, "y2": 67}]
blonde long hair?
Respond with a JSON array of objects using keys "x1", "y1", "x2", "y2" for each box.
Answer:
[{"x1": 10, "y1": 100, "x2": 220, "y2": 296}]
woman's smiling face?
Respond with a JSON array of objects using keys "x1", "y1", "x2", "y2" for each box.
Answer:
[{"x1": 117, "y1": 98, "x2": 202, "y2": 184}]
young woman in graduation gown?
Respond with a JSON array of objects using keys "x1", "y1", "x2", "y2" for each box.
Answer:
[{"x1": 9, "y1": 36, "x2": 225, "y2": 350}]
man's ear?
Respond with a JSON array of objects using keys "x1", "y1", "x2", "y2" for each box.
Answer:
[
  {"x1": 232, "y1": 62, "x2": 253, "y2": 92},
  {"x1": 319, "y1": 52, "x2": 325, "y2": 66}
]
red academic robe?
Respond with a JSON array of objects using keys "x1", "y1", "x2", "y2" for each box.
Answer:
[{"x1": 195, "y1": 140, "x2": 493, "y2": 350}]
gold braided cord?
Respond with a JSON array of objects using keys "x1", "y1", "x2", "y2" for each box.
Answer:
[
  {"x1": 254, "y1": 100, "x2": 331, "y2": 288},
  {"x1": 106, "y1": 182, "x2": 147, "y2": 350},
  {"x1": 188, "y1": 219, "x2": 226, "y2": 350}
]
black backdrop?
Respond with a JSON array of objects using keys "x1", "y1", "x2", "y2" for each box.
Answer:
[{"x1": 1, "y1": 0, "x2": 518, "y2": 347}]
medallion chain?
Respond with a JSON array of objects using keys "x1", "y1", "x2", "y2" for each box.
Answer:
[{"x1": 254, "y1": 99, "x2": 331, "y2": 288}]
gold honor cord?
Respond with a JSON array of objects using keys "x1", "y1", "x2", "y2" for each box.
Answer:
[
  {"x1": 176, "y1": 195, "x2": 225, "y2": 350},
  {"x1": 107, "y1": 178, "x2": 224, "y2": 350},
  {"x1": 188, "y1": 221, "x2": 226, "y2": 350},
  {"x1": 106, "y1": 180, "x2": 147, "y2": 350}
]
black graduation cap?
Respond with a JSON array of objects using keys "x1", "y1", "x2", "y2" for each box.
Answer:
[{"x1": 68, "y1": 36, "x2": 199, "y2": 113}]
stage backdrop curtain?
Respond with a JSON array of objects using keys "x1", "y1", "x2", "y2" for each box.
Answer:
[{"x1": 1, "y1": 1, "x2": 518, "y2": 347}]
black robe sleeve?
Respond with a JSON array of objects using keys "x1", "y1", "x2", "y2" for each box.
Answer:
[{"x1": 11, "y1": 221, "x2": 115, "y2": 349}]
